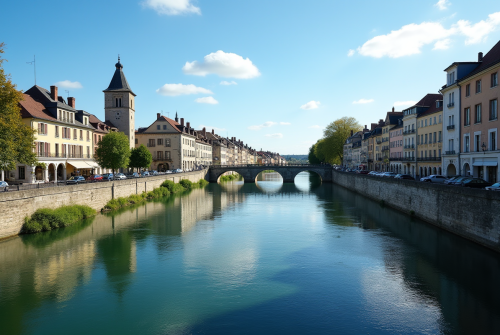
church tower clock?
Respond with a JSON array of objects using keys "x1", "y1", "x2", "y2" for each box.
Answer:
[{"x1": 104, "y1": 57, "x2": 136, "y2": 149}]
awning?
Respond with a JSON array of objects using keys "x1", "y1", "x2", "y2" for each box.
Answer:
[
  {"x1": 473, "y1": 158, "x2": 498, "y2": 167},
  {"x1": 67, "y1": 161, "x2": 93, "y2": 169},
  {"x1": 85, "y1": 161, "x2": 100, "y2": 169}
]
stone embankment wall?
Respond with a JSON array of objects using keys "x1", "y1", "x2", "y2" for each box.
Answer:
[
  {"x1": 332, "y1": 171, "x2": 500, "y2": 252},
  {"x1": 0, "y1": 169, "x2": 208, "y2": 240}
]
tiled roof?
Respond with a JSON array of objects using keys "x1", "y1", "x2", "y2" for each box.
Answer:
[
  {"x1": 385, "y1": 112, "x2": 403, "y2": 125},
  {"x1": 460, "y1": 40, "x2": 500, "y2": 82},
  {"x1": 103, "y1": 60, "x2": 135, "y2": 95},
  {"x1": 409, "y1": 93, "x2": 443, "y2": 109},
  {"x1": 418, "y1": 100, "x2": 443, "y2": 118},
  {"x1": 25, "y1": 85, "x2": 77, "y2": 112}
]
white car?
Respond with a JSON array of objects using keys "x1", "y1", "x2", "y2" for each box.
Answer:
[
  {"x1": 165, "y1": 170, "x2": 173, "y2": 174},
  {"x1": 485, "y1": 182, "x2": 500, "y2": 191},
  {"x1": 420, "y1": 175, "x2": 447, "y2": 183},
  {"x1": 175, "y1": 169, "x2": 183, "y2": 173},
  {"x1": 115, "y1": 173, "x2": 127, "y2": 180}
]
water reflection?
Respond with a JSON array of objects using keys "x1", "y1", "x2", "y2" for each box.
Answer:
[{"x1": 0, "y1": 173, "x2": 499, "y2": 334}]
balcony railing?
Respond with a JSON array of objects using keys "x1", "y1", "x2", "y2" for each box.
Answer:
[
  {"x1": 417, "y1": 157, "x2": 441, "y2": 162},
  {"x1": 36, "y1": 153, "x2": 92, "y2": 159},
  {"x1": 444, "y1": 150, "x2": 456, "y2": 155},
  {"x1": 447, "y1": 125, "x2": 455, "y2": 130},
  {"x1": 403, "y1": 129, "x2": 416, "y2": 135},
  {"x1": 402, "y1": 157, "x2": 415, "y2": 161},
  {"x1": 447, "y1": 102, "x2": 455, "y2": 108},
  {"x1": 389, "y1": 157, "x2": 402, "y2": 161}
]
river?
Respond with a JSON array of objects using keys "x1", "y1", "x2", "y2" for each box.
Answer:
[{"x1": 0, "y1": 171, "x2": 499, "y2": 334}]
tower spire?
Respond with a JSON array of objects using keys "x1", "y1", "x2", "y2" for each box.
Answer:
[{"x1": 175, "y1": 111, "x2": 179, "y2": 122}]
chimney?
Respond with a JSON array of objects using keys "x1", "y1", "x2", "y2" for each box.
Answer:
[
  {"x1": 203, "y1": 127, "x2": 206, "y2": 137},
  {"x1": 50, "y1": 86, "x2": 58, "y2": 101},
  {"x1": 392, "y1": 106, "x2": 394, "y2": 112},
  {"x1": 157, "y1": 112, "x2": 161, "y2": 120},
  {"x1": 186, "y1": 122, "x2": 190, "y2": 130},
  {"x1": 212, "y1": 129, "x2": 215, "y2": 135},
  {"x1": 180, "y1": 118, "x2": 184, "y2": 127},
  {"x1": 478, "y1": 52, "x2": 483, "y2": 62},
  {"x1": 68, "y1": 97, "x2": 75, "y2": 108}
]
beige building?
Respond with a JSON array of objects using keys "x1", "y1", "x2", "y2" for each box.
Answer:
[
  {"x1": 135, "y1": 114, "x2": 197, "y2": 171},
  {"x1": 416, "y1": 100, "x2": 444, "y2": 177}
]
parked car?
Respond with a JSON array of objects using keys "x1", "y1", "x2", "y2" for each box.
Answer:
[
  {"x1": 115, "y1": 173, "x2": 127, "y2": 180},
  {"x1": 127, "y1": 172, "x2": 140, "y2": 178},
  {"x1": 356, "y1": 170, "x2": 369, "y2": 174},
  {"x1": 88, "y1": 174, "x2": 103, "y2": 181},
  {"x1": 394, "y1": 174, "x2": 415, "y2": 180},
  {"x1": 165, "y1": 170, "x2": 173, "y2": 174},
  {"x1": 151, "y1": 170, "x2": 159, "y2": 176},
  {"x1": 448, "y1": 176, "x2": 472, "y2": 185},
  {"x1": 443, "y1": 176, "x2": 461, "y2": 185},
  {"x1": 141, "y1": 171, "x2": 150, "y2": 177},
  {"x1": 66, "y1": 176, "x2": 86, "y2": 184},
  {"x1": 420, "y1": 175, "x2": 447, "y2": 183},
  {"x1": 381, "y1": 172, "x2": 397, "y2": 178},
  {"x1": 485, "y1": 182, "x2": 500, "y2": 191},
  {"x1": 174, "y1": 169, "x2": 183, "y2": 173},
  {"x1": 460, "y1": 178, "x2": 492, "y2": 188},
  {"x1": 0, "y1": 181, "x2": 9, "y2": 191},
  {"x1": 102, "y1": 173, "x2": 114, "y2": 181}
]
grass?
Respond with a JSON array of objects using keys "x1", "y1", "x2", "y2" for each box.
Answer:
[
  {"x1": 23, "y1": 205, "x2": 97, "y2": 234},
  {"x1": 219, "y1": 173, "x2": 242, "y2": 182}
]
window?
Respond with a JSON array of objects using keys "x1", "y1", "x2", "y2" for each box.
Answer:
[
  {"x1": 157, "y1": 151, "x2": 163, "y2": 160},
  {"x1": 73, "y1": 129, "x2": 77, "y2": 140},
  {"x1": 55, "y1": 126, "x2": 59, "y2": 137},
  {"x1": 466, "y1": 84, "x2": 470, "y2": 97},
  {"x1": 476, "y1": 80, "x2": 482, "y2": 93},
  {"x1": 433, "y1": 117, "x2": 436, "y2": 124},
  {"x1": 157, "y1": 125, "x2": 160, "y2": 130},
  {"x1": 492, "y1": 73, "x2": 498, "y2": 87},
  {"x1": 157, "y1": 138, "x2": 163, "y2": 145},
  {"x1": 491, "y1": 131, "x2": 497, "y2": 151},
  {"x1": 148, "y1": 139, "x2": 155, "y2": 147},
  {"x1": 449, "y1": 139, "x2": 454, "y2": 151},
  {"x1": 80, "y1": 130, "x2": 83, "y2": 140},
  {"x1": 490, "y1": 99, "x2": 498, "y2": 120},
  {"x1": 465, "y1": 135, "x2": 470, "y2": 152},
  {"x1": 166, "y1": 138, "x2": 171, "y2": 147},
  {"x1": 433, "y1": 132, "x2": 436, "y2": 143},
  {"x1": 464, "y1": 108, "x2": 471, "y2": 126},
  {"x1": 475, "y1": 134, "x2": 480, "y2": 152},
  {"x1": 425, "y1": 134, "x2": 428, "y2": 144},
  {"x1": 425, "y1": 119, "x2": 427, "y2": 127},
  {"x1": 135, "y1": 138, "x2": 138, "y2": 144},
  {"x1": 439, "y1": 115, "x2": 442, "y2": 123},
  {"x1": 163, "y1": 125, "x2": 167, "y2": 130},
  {"x1": 115, "y1": 98, "x2": 122, "y2": 107},
  {"x1": 475, "y1": 104, "x2": 482, "y2": 123},
  {"x1": 438, "y1": 131, "x2": 442, "y2": 142}
]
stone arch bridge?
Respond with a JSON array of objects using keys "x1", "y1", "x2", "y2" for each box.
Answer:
[{"x1": 208, "y1": 164, "x2": 333, "y2": 183}]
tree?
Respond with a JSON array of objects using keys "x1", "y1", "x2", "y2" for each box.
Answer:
[
  {"x1": 95, "y1": 132, "x2": 131, "y2": 174},
  {"x1": 0, "y1": 43, "x2": 37, "y2": 175},
  {"x1": 129, "y1": 145, "x2": 152, "y2": 171},
  {"x1": 308, "y1": 142, "x2": 321, "y2": 164},
  {"x1": 322, "y1": 117, "x2": 361, "y2": 163}
]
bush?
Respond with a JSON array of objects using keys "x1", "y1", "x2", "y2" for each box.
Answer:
[
  {"x1": 179, "y1": 179, "x2": 193, "y2": 189},
  {"x1": 23, "y1": 205, "x2": 96, "y2": 234},
  {"x1": 161, "y1": 180, "x2": 185, "y2": 194},
  {"x1": 198, "y1": 179, "x2": 209, "y2": 187},
  {"x1": 128, "y1": 194, "x2": 144, "y2": 204}
]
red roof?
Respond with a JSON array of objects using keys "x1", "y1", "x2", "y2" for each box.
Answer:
[
  {"x1": 19, "y1": 94, "x2": 56, "y2": 121},
  {"x1": 460, "y1": 40, "x2": 500, "y2": 81}
]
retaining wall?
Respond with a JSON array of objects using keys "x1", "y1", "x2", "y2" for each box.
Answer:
[
  {"x1": 332, "y1": 171, "x2": 500, "y2": 252},
  {"x1": 0, "y1": 169, "x2": 208, "y2": 239}
]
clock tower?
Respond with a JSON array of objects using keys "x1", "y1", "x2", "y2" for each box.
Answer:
[{"x1": 104, "y1": 57, "x2": 136, "y2": 148}]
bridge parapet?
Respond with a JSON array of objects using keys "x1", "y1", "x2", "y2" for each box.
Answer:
[{"x1": 208, "y1": 164, "x2": 333, "y2": 183}]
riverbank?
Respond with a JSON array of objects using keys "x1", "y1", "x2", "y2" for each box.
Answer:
[
  {"x1": 331, "y1": 170, "x2": 500, "y2": 252},
  {"x1": 0, "y1": 169, "x2": 208, "y2": 239}
]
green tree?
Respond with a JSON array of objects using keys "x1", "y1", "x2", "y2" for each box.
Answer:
[
  {"x1": 308, "y1": 142, "x2": 321, "y2": 164},
  {"x1": 95, "y1": 132, "x2": 131, "y2": 174},
  {"x1": 322, "y1": 117, "x2": 361, "y2": 163},
  {"x1": 0, "y1": 43, "x2": 37, "y2": 174},
  {"x1": 129, "y1": 144, "x2": 152, "y2": 171}
]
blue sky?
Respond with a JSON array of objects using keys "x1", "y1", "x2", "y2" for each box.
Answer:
[{"x1": 2, "y1": 0, "x2": 500, "y2": 154}]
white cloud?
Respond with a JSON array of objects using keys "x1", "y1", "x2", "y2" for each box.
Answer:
[
  {"x1": 156, "y1": 83, "x2": 213, "y2": 96},
  {"x1": 300, "y1": 101, "x2": 321, "y2": 110},
  {"x1": 183, "y1": 51, "x2": 261, "y2": 79},
  {"x1": 265, "y1": 133, "x2": 283, "y2": 138},
  {"x1": 455, "y1": 12, "x2": 500, "y2": 45},
  {"x1": 280, "y1": 122, "x2": 291, "y2": 125},
  {"x1": 199, "y1": 125, "x2": 226, "y2": 132},
  {"x1": 356, "y1": 11, "x2": 500, "y2": 58},
  {"x1": 142, "y1": 0, "x2": 201, "y2": 15},
  {"x1": 433, "y1": 39, "x2": 451, "y2": 50},
  {"x1": 308, "y1": 125, "x2": 322, "y2": 129},
  {"x1": 248, "y1": 121, "x2": 277, "y2": 131},
  {"x1": 220, "y1": 80, "x2": 237, "y2": 85},
  {"x1": 195, "y1": 96, "x2": 218, "y2": 104},
  {"x1": 394, "y1": 101, "x2": 417, "y2": 107},
  {"x1": 353, "y1": 98, "x2": 374, "y2": 104},
  {"x1": 348, "y1": 49, "x2": 355, "y2": 57},
  {"x1": 435, "y1": 0, "x2": 450, "y2": 10},
  {"x1": 55, "y1": 80, "x2": 82, "y2": 89}
]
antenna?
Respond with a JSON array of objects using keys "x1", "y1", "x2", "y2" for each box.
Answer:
[
  {"x1": 26, "y1": 55, "x2": 36, "y2": 85},
  {"x1": 65, "y1": 90, "x2": 69, "y2": 98},
  {"x1": 166, "y1": 111, "x2": 170, "y2": 118}
]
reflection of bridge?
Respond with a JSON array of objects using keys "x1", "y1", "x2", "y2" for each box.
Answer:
[{"x1": 208, "y1": 164, "x2": 333, "y2": 183}]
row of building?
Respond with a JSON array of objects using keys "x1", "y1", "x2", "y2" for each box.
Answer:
[
  {"x1": 343, "y1": 40, "x2": 500, "y2": 183},
  {"x1": 2, "y1": 58, "x2": 285, "y2": 184}
]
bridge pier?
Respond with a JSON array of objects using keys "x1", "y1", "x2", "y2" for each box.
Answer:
[{"x1": 209, "y1": 165, "x2": 333, "y2": 183}]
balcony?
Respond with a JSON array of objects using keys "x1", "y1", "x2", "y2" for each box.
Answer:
[
  {"x1": 447, "y1": 102, "x2": 455, "y2": 108},
  {"x1": 447, "y1": 125, "x2": 455, "y2": 130},
  {"x1": 403, "y1": 129, "x2": 416, "y2": 135},
  {"x1": 444, "y1": 150, "x2": 456, "y2": 155},
  {"x1": 36, "y1": 153, "x2": 92, "y2": 159},
  {"x1": 417, "y1": 157, "x2": 441, "y2": 162},
  {"x1": 402, "y1": 157, "x2": 415, "y2": 162},
  {"x1": 376, "y1": 139, "x2": 382, "y2": 144},
  {"x1": 382, "y1": 146, "x2": 389, "y2": 152}
]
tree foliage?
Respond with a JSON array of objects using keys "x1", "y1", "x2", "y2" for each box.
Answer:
[
  {"x1": 310, "y1": 117, "x2": 362, "y2": 165},
  {"x1": 0, "y1": 43, "x2": 37, "y2": 172},
  {"x1": 94, "y1": 132, "x2": 131, "y2": 174},
  {"x1": 129, "y1": 144, "x2": 152, "y2": 171},
  {"x1": 308, "y1": 142, "x2": 321, "y2": 164}
]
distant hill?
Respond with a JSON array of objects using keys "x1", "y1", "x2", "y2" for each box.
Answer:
[{"x1": 283, "y1": 155, "x2": 308, "y2": 164}]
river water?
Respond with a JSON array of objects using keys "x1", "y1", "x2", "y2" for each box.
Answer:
[{"x1": 1, "y1": 172, "x2": 499, "y2": 334}]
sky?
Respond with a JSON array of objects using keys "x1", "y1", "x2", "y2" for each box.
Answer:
[{"x1": 2, "y1": 0, "x2": 500, "y2": 155}]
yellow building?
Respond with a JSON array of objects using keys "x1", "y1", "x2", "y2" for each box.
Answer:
[
  {"x1": 416, "y1": 100, "x2": 444, "y2": 177},
  {"x1": 9, "y1": 85, "x2": 97, "y2": 183}
]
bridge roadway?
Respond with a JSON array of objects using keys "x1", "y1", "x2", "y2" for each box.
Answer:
[{"x1": 208, "y1": 164, "x2": 333, "y2": 183}]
